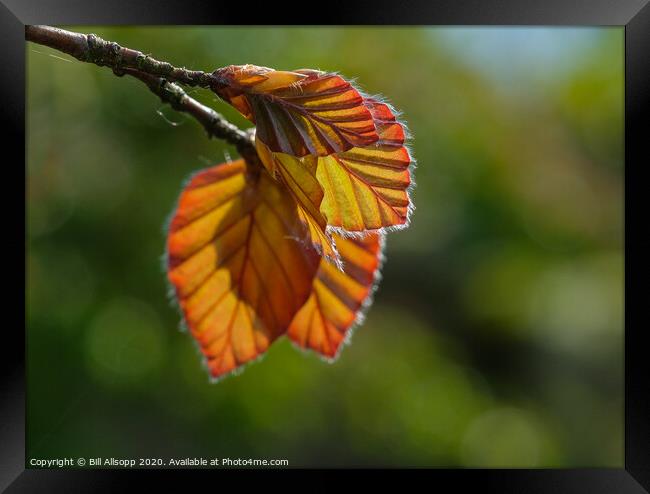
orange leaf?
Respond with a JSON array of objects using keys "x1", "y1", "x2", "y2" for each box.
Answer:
[
  {"x1": 212, "y1": 65, "x2": 379, "y2": 158},
  {"x1": 287, "y1": 232, "x2": 384, "y2": 359},
  {"x1": 167, "y1": 159, "x2": 321, "y2": 379},
  {"x1": 317, "y1": 99, "x2": 413, "y2": 232}
]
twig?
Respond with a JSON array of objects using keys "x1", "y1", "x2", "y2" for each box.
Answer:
[
  {"x1": 25, "y1": 25, "x2": 214, "y2": 86},
  {"x1": 25, "y1": 25, "x2": 255, "y2": 158},
  {"x1": 123, "y1": 69, "x2": 256, "y2": 159}
]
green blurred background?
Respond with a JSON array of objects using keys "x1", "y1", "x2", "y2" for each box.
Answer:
[{"x1": 26, "y1": 27, "x2": 623, "y2": 467}]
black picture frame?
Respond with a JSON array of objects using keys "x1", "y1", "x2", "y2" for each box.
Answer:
[{"x1": 3, "y1": 0, "x2": 649, "y2": 491}]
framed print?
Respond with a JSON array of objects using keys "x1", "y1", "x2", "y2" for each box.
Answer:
[{"x1": 2, "y1": 0, "x2": 649, "y2": 491}]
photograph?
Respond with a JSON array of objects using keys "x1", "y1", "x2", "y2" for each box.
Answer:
[{"x1": 24, "y1": 25, "x2": 625, "y2": 469}]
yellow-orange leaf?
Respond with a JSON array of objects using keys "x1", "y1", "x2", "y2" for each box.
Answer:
[
  {"x1": 317, "y1": 99, "x2": 413, "y2": 232},
  {"x1": 251, "y1": 94, "x2": 413, "y2": 235},
  {"x1": 288, "y1": 232, "x2": 384, "y2": 359},
  {"x1": 167, "y1": 159, "x2": 320, "y2": 379},
  {"x1": 212, "y1": 65, "x2": 379, "y2": 158}
]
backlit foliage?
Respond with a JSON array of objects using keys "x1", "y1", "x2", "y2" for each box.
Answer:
[{"x1": 168, "y1": 65, "x2": 413, "y2": 379}]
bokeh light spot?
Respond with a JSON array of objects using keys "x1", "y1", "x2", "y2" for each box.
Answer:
[{"x1": 85, "y1": 298, "x2": 165, "y2": 388}]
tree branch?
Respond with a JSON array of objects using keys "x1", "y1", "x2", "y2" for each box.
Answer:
[
  {"x1": 25, "y1": 25, "x2": 255, "y2": 158},
  {"x1": 123, "y1": 68, "x2": 256, "y2": 160},
  {"x1": 25, "y1": 25, "x2": 216, "y2": 86}
]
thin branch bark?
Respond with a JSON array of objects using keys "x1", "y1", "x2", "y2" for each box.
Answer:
[
  {"x1": 25, "y1": 25, "x2": 255, "y2": 158},
  {"x1": 25, "y1": 25, "x2": 215, "y2": 86},
  {"x1": 123, "y1": 68, "x2": 256, "y2": 160}
]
